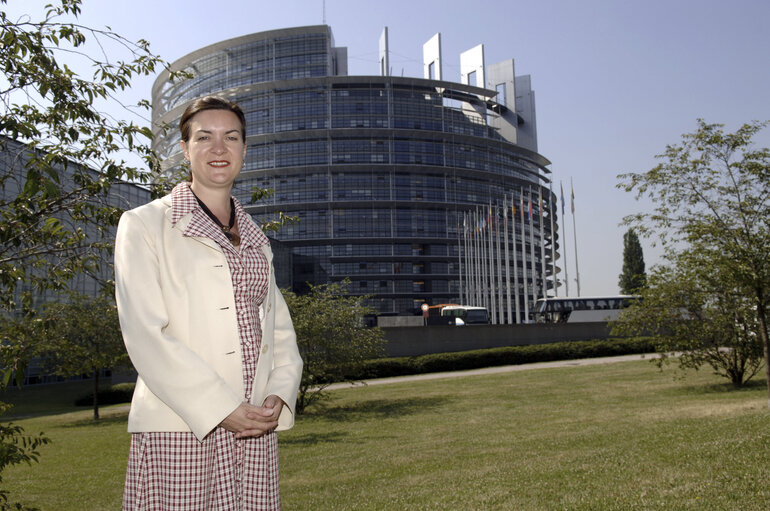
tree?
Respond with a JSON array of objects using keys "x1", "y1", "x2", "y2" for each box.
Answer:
[
  {"x1": 1, "y1": 0, "x2": 176, "y2": 312},
  {"x1": 250, "y1": 187, "x2": 299, "y2": 234},
  {"x1": 35, "y1": 293, "x2": 128, "y2": 420},
  {"x1": 613, "y1": 258, "x2": 764, "y2": 387},
  {"x1": 617, "y1": 120, "x2": 770, "y2": 397},
  {"x1": 1, "y1": 1, "x2": 174, "y2": 506},
  {"x1": 618, "y1": 228, "x2": 646, "y2": 294},
  {"x1": 0, "y1": 412, "x2": 49, "y2": 511},
  {"x1": 0, "y1": 314, "x2": 51, "y2": 511},
  {"x1": 282, "y1": 281, "x2": 386, "y2": 414}
]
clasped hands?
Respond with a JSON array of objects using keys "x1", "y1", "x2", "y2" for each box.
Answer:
[{"x1": 219, "y1": 395, "x2": 284, "y2": 439}]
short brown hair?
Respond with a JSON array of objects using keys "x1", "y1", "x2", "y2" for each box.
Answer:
[{"x1": 179, "y1": 96, "x2": 246, "y2": 142}]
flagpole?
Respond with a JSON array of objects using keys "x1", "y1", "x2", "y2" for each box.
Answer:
[
  {"x1": 519, "y1": 190, "x2": 529, "y2": 322},
  {"x1": 481, "y1": 207, "x2": 489, "y2": 311},
  {"x1": 465, "y1": 212, "x2": 472, "y2": 304},
  {"x1": 457, "y1": 212, "x2": 463, "y2": 305},
  {"x1": 460, "y1": 211, "x2": 470, "y2": 305},
  {"x1": 472, "y1": 209, "x2": 479, "y2": 305},
  {"x1": 560, "y1": 181, "x2": 570, "y2": 297},
  {"x1": 528, "y1": 187, "x2": 537, "y2": 312},
  {"x1": 512, "y1": 196, "x2": 521, "y2": 323},
  {"x1": 476, "y1": 209, "x2": 482, "y2": 306},
  {"x1": 503, "y1": 198, "x2": 512, "y2": 324},
  {"x1": 538, "y1": 186, "x2": 547, "y2": 300},
  {"x1": 495, "y1": 204, "x2": 504, "y2": 324},
  {"x1": 571, "y1": 177, "x2": 581, "y2": 296},
  {"x1": 487, "y1": 203, "x2": 497, "y2": 324}
]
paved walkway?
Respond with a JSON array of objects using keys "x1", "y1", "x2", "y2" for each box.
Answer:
[{"x1": 324, "y1": 353, "x2": 655, "y2": 391}]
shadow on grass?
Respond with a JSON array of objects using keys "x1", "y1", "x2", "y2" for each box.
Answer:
[
  {"x1": 301, "y1": 396, "x2": 449, "y2": 422},
  {"x1": 679, "y1": 377, "x2": 767, "y2": 395},
  {"x1": 60, "y1": 410, "x2": 130, "y2": 429},
  {"x1": 280, "y1": 431, "x2": 347, "y2": 446},
  {"x1": 2, "y1": 404, "x2": 131, "y2": 422}
]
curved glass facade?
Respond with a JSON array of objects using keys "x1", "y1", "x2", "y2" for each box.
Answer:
[{"x1": 152, "y1": 25, "x2": 560, "y2": 322}]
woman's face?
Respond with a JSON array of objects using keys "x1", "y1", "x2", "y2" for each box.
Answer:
[{"x1": 180, "y1": 109, "x2": 247, "y2": 192}]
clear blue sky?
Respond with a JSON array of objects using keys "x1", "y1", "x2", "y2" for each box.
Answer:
[{"x1": 6, "y1": 0, "x2": 770, "y2": 296}]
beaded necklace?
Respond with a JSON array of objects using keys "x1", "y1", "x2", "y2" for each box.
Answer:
[{"x1": 191, "y1": 191, "x2": 240, "y2": 245}]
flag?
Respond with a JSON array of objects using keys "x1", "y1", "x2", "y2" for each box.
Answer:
[
  {"x1": 570, "y1": 179, "x2": 575, "y2": 214},
  {"x1": 560, "y1": 181, "x2": 565, "y2": 216}
]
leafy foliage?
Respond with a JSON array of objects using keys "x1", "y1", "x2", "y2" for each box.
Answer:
[
  {"x1": 0, "y1": 0, "x2": 177, "y2": 311},
  {"x1": 1, "y1": 1, "x2": 174, "y2": 506},
  {"x1": 282, "y1": 281, "x2": 386, "y2": 413},
  {"x1": 249, "y1": 186, "x2": 299, "y2": 234},
  {"x1": 73, "y1": 382, "x2": 134, "y2": 407},
  {"x1": 618, "y1": 228, "x2": 646, "y2": 294},
  {"x1": 617, "y1": 120, "x2": 770, "y2": 391},
  {"x1": 0, "y1": 405, "x2": 49, "y2": 511},
  {"x1": 345, "y1": 338, "x2": 655, "y2": 380},
  {"x1": 613, "y1": 263, "x2": 764, "y2": 386},
  {"x1": 36, "y1": 293, "x2": 129, "y2": 419}
]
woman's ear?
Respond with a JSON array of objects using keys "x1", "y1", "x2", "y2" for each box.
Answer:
[{"x1": 180, "y1": 140, "x2": 189, "y2": 161}]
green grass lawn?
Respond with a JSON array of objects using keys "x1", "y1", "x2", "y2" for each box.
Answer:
[{"x1": 3, "y1": 360, "x2": 770, "y2": 510}]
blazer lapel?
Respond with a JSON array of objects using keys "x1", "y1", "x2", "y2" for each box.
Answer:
[{"x1": 167, "y1": 206, "x2": 223, "y2": 252}]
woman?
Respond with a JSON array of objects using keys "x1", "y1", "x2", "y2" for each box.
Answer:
[{"x1": 115, "y1": 96, "x2": 303, "y2": 510}]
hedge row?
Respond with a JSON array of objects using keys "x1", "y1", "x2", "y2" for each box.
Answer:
[
  {"x1": 74, "y1": 338, "x2": 656, "y2": 402},
  {"x1": 343, "y1": 337, "x2": 656, "y2": 381},
  {"x1": 74, "y1": 382, "x2": 135, "y2": 406}
]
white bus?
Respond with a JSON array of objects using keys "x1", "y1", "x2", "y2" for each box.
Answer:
[
  {"x1": 426, "y1": 304, "x2": 490, "y2": 325},
  {"x1": 440, "y1": 305, "x2": 490, "y2": 325},
  {"x1": 534, "y1": 296, "x2": 640, "y2": 323}
]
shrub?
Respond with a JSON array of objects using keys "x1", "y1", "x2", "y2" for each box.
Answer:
[
  {"x1": 345, "y1": 338, "x2": 655, "y2": 381},
  {"x1": 74, "y1": 383, "x2": 135, "y2": 407}
]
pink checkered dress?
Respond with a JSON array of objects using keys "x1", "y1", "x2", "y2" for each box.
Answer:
[{"x1": 123, "y1": 183, "x2": 281, "y2": 510}]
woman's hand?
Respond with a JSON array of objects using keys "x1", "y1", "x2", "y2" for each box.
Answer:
[{"x1": 219, "y1": 396, "x2": 285, "y2": 439}]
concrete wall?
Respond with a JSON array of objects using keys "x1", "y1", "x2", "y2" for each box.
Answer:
[
  {"x1": 378, "y1": 315, "x2": 425, "y2": 327},
  {"x1": 381, "y1": 322, "x2": 614, "y2": 357}
]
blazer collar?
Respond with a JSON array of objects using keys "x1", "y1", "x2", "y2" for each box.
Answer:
[{"x1": 165, "y1": 182, "x2": 270, "y2": 252}]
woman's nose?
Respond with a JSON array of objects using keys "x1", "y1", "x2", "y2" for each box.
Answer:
[{"x1": 211, "y1": 138, "x2": 226, "y2": 154}]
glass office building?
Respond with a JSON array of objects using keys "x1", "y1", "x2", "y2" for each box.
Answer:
[{"x1": 152, "y1": 26, "x2": 559, "y2": 322}]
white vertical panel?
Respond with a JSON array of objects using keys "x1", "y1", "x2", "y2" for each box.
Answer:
[
  {"x1": 379, "y1": 27, "x2": 389, "y2": 76},
  {"x1": 460, "y1": 44, "x2": 485, "y2": 87},
  {"x1": 422, "y1": 33, "x2": 442, "y2": 80}
]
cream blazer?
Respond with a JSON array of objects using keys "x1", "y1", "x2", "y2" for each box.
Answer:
[{"x1": 114, "y1": 194, "x2": 303, "y2": 441}]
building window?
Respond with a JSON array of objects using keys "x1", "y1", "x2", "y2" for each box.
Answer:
[{"x1": 467, "y1": 70, "x2": 476, "y2": 86}]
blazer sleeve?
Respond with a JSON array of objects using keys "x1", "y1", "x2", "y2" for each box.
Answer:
[
  {"x1": 115, "y1": 209, "x2": 242, "y2": 440},
  {"x1": 265, "y1": 284, "x2": 303, "y2": 430}
]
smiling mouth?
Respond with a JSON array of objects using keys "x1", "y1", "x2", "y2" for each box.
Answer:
[{"x1": 209, "y1": 161, "x2": 230, "y2": 167}]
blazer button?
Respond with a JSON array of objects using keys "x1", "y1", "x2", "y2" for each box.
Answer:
[
  {"x1": 267, "y1": 303, "x2": 272, "y2": 313},
  {"x1": 261, "y1": 344, "x2": 269, "y2": 354}
]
